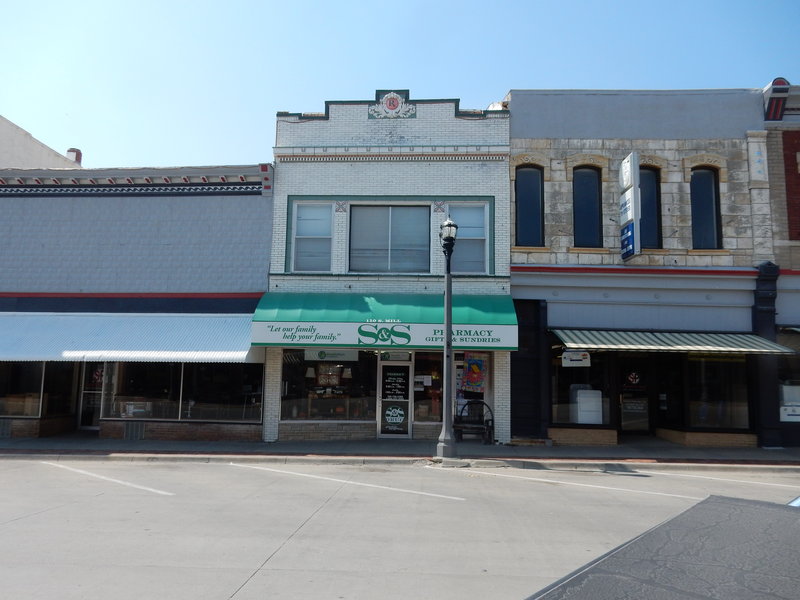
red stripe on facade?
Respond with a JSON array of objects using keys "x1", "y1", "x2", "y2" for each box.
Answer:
[{"x1": 0, "y1": 292, "x2": 264, "y2": 299}]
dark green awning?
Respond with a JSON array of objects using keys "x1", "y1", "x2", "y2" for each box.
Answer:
[{"x1": 252, "y1": 293, "x2": 517, "y2": 350}]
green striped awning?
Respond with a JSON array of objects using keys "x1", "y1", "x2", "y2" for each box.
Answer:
[
  {"x1": 553, "y1": 329, "x2": 796, "y2": 355},
  {"x1": 252, "y1": 293, "x2": 517, "y2": 350}
]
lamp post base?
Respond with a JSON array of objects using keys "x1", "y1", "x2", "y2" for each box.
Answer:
[{"x1": 436, "y1": 438, "x2": 458, "y2": 458}]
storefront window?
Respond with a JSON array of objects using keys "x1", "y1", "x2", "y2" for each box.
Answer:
[
  {"x1": 455, "y1": 352, "x2": 490, "y2": 417},
  {"x1": 102, "y1": 362, "x2": 181, "y2": 419},
  {"x1": 413, "y1": 352, "x2": 442, "y2": 422},
  {"x1": 182, "y1": 364, "x2": 263, "y2": 422},
  {"x1": 777, "y1": 331, "x2": 800, "y2": 420},
  {"x1": 687, "y1": 356, "x2": 748, "y2": 429},
  {"x1": 0, "y1": 362, "x2": 43, "y2": 417},
  {"x1": 42, "y1": 362, "x2": 78, "y2": 416},
  {"x1": 551, "y1": 351, "x2": 610, "y2": 425},
  {"x1": 281, "y1": 350, "x2": 377, "y2": 420}
]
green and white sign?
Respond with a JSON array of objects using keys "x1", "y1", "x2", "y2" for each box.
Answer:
[{"x1": 251, "y1": 292, "x2": 518, "y2": 351}]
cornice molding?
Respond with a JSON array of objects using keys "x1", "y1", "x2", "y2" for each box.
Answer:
[{"x1": 0, "y1": 183, "x2": 263, "y2": 196}]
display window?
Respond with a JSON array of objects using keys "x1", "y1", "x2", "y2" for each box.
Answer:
[
  {"x1": 100, "y1": 362, "x2": 263, "y2": 422},
  {"x1": 280, "y1": 349, "x2": 493, "y2": 424},
  {"x1": 0, "y1": 362, "x2": 44, "y2": 417},
  {"x1": 281, "y1": 350, "x2": 377, "y2": 420},
  {"x1": 551, "y1": 351, "x2": 610, "y2": 425},
  {"x1": 687, "y1": 355, "x2": 748, "y2": 429},
  {"x1": 42, "y1": 362, "x2": 79, "y2": 417}
]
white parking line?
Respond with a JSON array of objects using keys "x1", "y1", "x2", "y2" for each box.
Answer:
[
  {"x1": 41, "y1": 462, "x2": 175, "y2": 496},
  {"x1": 633, "y1": 470, "x2": 800, "y2": 489},
  {"x1": 431, "y1": 466, "x2": 703, "y2": 500},
  {"x1": 230, "y1": 462, "x2": 465, "y2": 501}
]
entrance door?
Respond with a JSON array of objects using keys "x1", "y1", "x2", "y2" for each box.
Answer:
[
  {"x1": 377, "y1": 362, "x2": 412, "y2": 438},
  {"x1": 79, "y1": 362, "x2": 104, "y2": 429},
  {"x1": 619, "y1": 362, "x2": 650, "y2": 432}
]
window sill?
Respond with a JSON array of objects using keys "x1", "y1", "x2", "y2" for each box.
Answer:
[
  {"x1": 567, "y1": 247, "x2": 613, "y2": 253},
  {"x1": 512, "y1": 246, "x2": 550, "y2": 252},
  {"x1": 687, "y1": 249, "x2": 730, "y2": 255}
]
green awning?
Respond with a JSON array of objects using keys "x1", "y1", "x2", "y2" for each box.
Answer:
[
  {"x1": 553, "y1": 329, "x2": 796, "y2": 355},
  {"x1": 252, "y1": 293, "x2": 517, "y2": 350}
]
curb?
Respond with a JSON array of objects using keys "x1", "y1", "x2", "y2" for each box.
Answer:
[{"x1": 4, "y1": 451, "x2": 800, "y2": 473}]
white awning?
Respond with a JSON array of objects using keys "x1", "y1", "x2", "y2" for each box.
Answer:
[
  {"x1": 553, "y1": 329, "x2": 796, "y2": 355},
  {"x1": 0, "y1": 313, "x2": 255, "y2": 362}
]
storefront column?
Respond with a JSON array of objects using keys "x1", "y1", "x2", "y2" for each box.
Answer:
[
  {"x1": 494, "y1": 351, "x2": 511, "y2": 443},
  {"x1": 262, "y1": 347, "x2": 282, "y2": 442}
]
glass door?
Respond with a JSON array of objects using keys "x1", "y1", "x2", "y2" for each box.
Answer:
[
  {"x1": 377, "y1": 362, "x2": 412, "y2": 438},
  {"x1": 619, "y1": 361, "x2": 650, "y2": 432},
  {"x1": 79, "y1": 362, "x2": 104, "y2": 429}
]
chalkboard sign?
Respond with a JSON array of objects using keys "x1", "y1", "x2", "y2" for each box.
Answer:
[{"x1": 381, "y1": 365, "x2": 410, "y2": 400}]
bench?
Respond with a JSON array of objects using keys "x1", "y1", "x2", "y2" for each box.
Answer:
[{"x1": 453, "y1": 400, "x2": 494, "y2": 444}]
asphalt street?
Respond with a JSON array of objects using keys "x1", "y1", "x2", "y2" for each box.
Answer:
[{"x1": 2, "y1": 457, "x2": 799, "y2": 599}]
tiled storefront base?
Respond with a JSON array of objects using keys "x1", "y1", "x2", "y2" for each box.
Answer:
[
  {"x1": 279, "y1": 421, "x2": 376, "y2": 441},
  {"x1": 548, "y1": 427, "x2": 618, "y2": 446},
  {"x1": 0, "y1": 416, "x2": 77, "y2": 438},
  {"x1": 277, "y1": 421, "x2": 443, "y2": 441},
  {"x1": 412, "y1": 422, "x2": 442, "y2": 441},
  {"x1": 100, "y1": 420, "x2": 262, "y2": 442},
  {"x1": 656, "y1": 428, "x2": 758, "y2": 447}
]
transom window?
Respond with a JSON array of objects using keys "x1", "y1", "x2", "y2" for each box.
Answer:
[
  {"x1": 349, "y1": 205, "x2": 430, "y2": 273},
  {"x1": 448, "y1": 204, "x2": 487, "y2": 273},
  {"x1": 294, "y1": 204, "x2": 332, "y2": 272}
]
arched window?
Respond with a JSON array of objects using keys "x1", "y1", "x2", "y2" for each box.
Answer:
[
  {"x1": 639, "y1": 167, "x2": 662, "y2": 249},
  {"x1": 515, "y1": 166, "x2": 544, "y2": 247},
  {"x1": 573, "y1": 167, "x2": 602, "y2": 248},
  {"x1": 690, "y1": 168, "x2": 721, "y2": 249}
]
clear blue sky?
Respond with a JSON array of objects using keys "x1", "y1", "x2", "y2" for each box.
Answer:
[{"x1": 2, "y1": 0, "x2": 799, "y2": 168}]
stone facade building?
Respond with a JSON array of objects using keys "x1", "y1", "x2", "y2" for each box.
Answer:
[{"x1": 506, "y1": 87, "x2": 797, "y2": 447}]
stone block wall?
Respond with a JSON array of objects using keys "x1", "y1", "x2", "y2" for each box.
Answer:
[{"x1": 510, "y1": 136, "x2": 773, "y2": 268}]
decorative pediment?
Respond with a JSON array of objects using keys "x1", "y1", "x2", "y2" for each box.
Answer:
[
  {"x1": 682, "y1": 153, "x2": 728, "y2": 182},
  {"x1": 565, "y1": 153, "x2": 609, "y2": 181},
  {"x1": 510, "y1": 152, "x2": 551, "y2": 180},
  {"x1": 368, "y1": 91, "x2": 416, "y2": 119},
  {"x1": 639, "y1": 154, "x2": 669, "y2": 171}
]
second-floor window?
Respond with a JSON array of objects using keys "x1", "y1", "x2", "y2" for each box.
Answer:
[
  {"x1": 573, "y1": 167, "x2": 602, "y2": 248},
  {"x1": 448, "y1": 204, "x2": 487, "y2": 273},
  {"x1": 515, "y1": 166, "x2": 544, "y2": 246},
  {"x1": 349, "y1": 205, "x2": 430, "y2": 272},
  {"x1": 639, "y1": 167, "x2": 662, "y2": 249},
  {"x1": 294, "y1": 204, "x2": 332, "y2": 272},
  {"x1": 690, "y1": 168, "x2": 722, "y2": 249}
]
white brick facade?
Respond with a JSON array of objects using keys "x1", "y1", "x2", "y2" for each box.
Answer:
[{"x1": 263, "y1": 91, "x2": 514, "y2": 443}]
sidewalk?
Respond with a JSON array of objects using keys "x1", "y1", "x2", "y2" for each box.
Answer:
[{"x1": 2, "y1": 432, "x2": 800, "y2": 469}]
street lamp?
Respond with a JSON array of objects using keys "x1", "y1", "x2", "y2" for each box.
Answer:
[{"x1": 437, "y1": 218, "x2": 458, "y2": 458}]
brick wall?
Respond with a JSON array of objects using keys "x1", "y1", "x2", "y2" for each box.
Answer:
[
  {"x1": 0, "y1": 192, "x2": 272, "y2": 293},
  {"x1": 100, "y1": 421, "x2": 262, "y2": 441},
  {"x1": 279, "y1": 422, "x2": 375, "y2": 441},
  {"x1": 783, "y1": 131, "x2": 800, "y2": 242},
  {"x1": 547, "y1": 427, "x2": 618, "y2": 446},
  {"x1": 656, "y1": 428, "x2": 757, "y2": 447}
]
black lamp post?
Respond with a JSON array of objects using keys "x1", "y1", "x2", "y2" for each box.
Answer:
[{"x1": 437, "y1": 218, "x2": 458, "y2": 459}]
